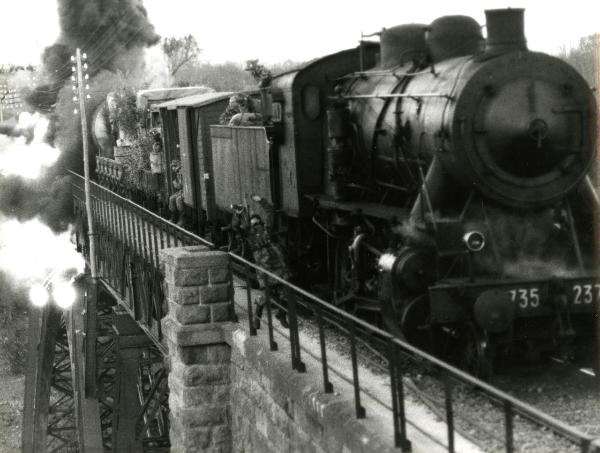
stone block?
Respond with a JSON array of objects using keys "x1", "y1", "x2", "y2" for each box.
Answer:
[
  {"x1": 211, "y1": 424, "x2": 232, "y2": 446},
  {"x1": 166, "y1": 285, "x2": 200, "y2": 305},
  {"x1": 168, "y1": 300, "x2": 210, "y2": 325},
  {"x1": 199, "y1": 283, "x2": 231, "y2": 305},
  {"x1": 270, "y1": 402, "x2": 292, "y2": 430},
  {"x1": 267, "y1": 422, "x2": 291, "y2": 453},
  {"x1": 211, "y1": 301, "x2": 234, "y2": 322},
  {"x1": 290, "y1": 429, "x2": 318, "y2": 453},
  {"x1": 171, "y1": 404, "x2": 229, "y2": 428},
  {"x1": 170, "y1": 361, "x2": 230, "y2": 386},
  {"x1": 160, "y1": 246, "x2": 220, "y2": 269},
  {"x1": 250, "y1": 427, "x2": 275, "y2": 453},
  {"x1": 208, "y1": 267, "x2": 231, "y2": 284},
  {"x1": 162, "y1": 316, "x2": 229, "y2": 347},
  {"x1": 165, "y1": 266, "x2": 209, "y2": 286},
  {"x1": 295, "y1": 408, "x2": 324, "y2": 444},
  {"x1": 167, "y1": 341, "x2": 231, "y2": 366},
  {"x1": 169, "y1": 379, "x2": 230, "y2": 408},
  {"x1": 170, "y1": 418, "x2": 212, "y2": 451}
]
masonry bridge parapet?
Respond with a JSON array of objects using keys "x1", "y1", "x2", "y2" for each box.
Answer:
[{"x1": 161, "y1": 245, "x2": 404, "y2": 453}]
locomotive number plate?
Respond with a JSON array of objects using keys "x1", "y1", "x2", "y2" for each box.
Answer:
[
  {"x1": 508, "y1": 282, "x2": 600, "y2": 310},
  {"x1": 509, "y1": 287, "x2": 541, "y2": 309},
  {"x1": 571, "y1": 283, "x2": 600, "y2": 305}
]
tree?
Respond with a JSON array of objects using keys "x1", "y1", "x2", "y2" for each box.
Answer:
[
  {"x1": 162, "y1": 35, "x2": 201, "y2": 78},
  {"x1": 174, "y1": 61, "x2": 256, "y2": 91},
  {"x1": 245, "y1": 59, "x2": 273, "y2": 87},
  {"x1": 557, "y1": 35, "x2": 594, "y2": 87}
]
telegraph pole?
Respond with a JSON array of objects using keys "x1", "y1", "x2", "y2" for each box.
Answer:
[
  {"x1": 73, "y1": 48, "x2": 97, "y2": 278},
  {"x1": 70, "y1": 49, "x2": 104, "y2": 450}
]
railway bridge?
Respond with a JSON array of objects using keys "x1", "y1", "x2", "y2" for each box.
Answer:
[{"x1": 19, "y1": 172, "x2": 598, "y2": 453}]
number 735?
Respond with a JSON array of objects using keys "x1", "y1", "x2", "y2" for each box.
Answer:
[{"x1": 509, "y1": 288, "x2": 540, "y2": 308}]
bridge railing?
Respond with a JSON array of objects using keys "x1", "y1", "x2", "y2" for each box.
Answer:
[{"x1": 70, "y1": 171, "x2": 598, "y2": 453}]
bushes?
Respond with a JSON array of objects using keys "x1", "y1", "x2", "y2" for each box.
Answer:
[
  {"x1": 0, "y1": 279, "x2": 28, "y2": 375},
  {"x1": 120, "y1": 131, "x2": 155, "y2": 191}
]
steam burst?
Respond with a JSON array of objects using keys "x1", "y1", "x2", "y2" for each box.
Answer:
[
  {"x1": 473, "y1": 206, "x2": 577, "y2": 279},
  {"x1": 0, "y1": 217, "x2": 84, "y2": 285},
  {"x1": 0, "y1": 112, "x2": 59, "y2": 179}
]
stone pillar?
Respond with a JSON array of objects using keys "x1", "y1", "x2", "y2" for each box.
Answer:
[{"x1": 161, "y1": 246, "x2": 236, "y2": 453}]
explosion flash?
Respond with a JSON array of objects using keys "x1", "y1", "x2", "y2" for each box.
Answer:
[
  {"x1": 0, "y1": 112, "x2": 60, "y2": 179},
  {"x1": 0, "y1": 217, "x2": 84, "y2": 285}
]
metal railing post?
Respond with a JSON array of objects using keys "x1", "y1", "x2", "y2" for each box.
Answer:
[
  {"x1": 284, "y1": 287, "x2": 305, "y2": 372},
  {"x1": 264, "y1": 284, "x2": 278, "y2": 351},
  {"x1": 388, "y1": 341, "x2": 411, "y2": 451},
  {"x1": 245, "y1": 263, "x2": 257, "y2": 336},
  {"x1": 348, "y1": 319, "x2": 366, "y2": 419},
  {"x1": 315, "y1": 304, "x2": 333, "y2": 393},
  {"x1": 444, "y1": 374, "x2": 455, "y2": 453},
  {"x1": 504, "y1": 401, "x2": 514, "y2": 453}
]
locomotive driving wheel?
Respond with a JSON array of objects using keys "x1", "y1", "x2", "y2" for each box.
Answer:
[
  {"x1": 458, "y1": 322, "x2": 493, "y2": 379},
  {"x1": 399, "y1": 294, "x2": 433, "y2": 352}
]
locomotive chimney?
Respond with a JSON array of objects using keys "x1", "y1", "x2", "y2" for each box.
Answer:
[{"x1": 484, "y1": 8, "x2": 527, "y2": 54}]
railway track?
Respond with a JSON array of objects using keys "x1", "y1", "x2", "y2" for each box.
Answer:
[{"x1": 493, "y1": 357, "x2": 600, "y2": 439}]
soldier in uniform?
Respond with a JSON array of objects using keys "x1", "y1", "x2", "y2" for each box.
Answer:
[
  {"x1": 231, "y1": 194, "x2": 290, "y2": 328},
  {"x1": 168, "y1": 159, "x2": 185, "y2": 226}
]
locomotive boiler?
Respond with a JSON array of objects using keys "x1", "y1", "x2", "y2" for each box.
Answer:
[{"x1": 175, "y1": 8, "x2": 598, "y2": 376}]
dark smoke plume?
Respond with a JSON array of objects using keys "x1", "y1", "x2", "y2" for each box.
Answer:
[
  {"x1": 4, "y1": 0, "x2": 160, "y2": 231},
  {"x1": 28, "y1": 0, "x2": 159, "y2": 112}
]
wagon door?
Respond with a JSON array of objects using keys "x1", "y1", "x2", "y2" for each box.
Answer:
[{"x1": 210, "y1": 126, "x2": 274, "y2": 209}]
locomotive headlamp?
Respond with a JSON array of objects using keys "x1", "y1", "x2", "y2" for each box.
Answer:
[
  {"x1": 29, "y1": 284, "x2": 49, "y2": 307},
  {"x1": 463, "y1": 230, "x2": 485, "y2": 252},
  {"x1": 53, "y1": 281, "x2": 76, "y2": 309}
]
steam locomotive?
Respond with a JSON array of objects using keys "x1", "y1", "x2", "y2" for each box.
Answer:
[{"x1": 146, "y1": 8, "x2": 597, "y2": 376}]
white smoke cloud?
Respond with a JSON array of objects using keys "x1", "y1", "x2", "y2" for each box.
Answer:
[
  {"x1": 0, "y1": 112, "x2": 60, "y2": 179},
  {"x1": 0, "y1": 217, "x2": 84, "y2": 285},
  {"x1": 143, "y1": 45, "x2": 172, "y2": 88}
]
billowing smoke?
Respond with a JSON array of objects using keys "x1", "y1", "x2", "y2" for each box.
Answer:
[
  {"x1": 35, "y1": 0, "x2": 160, "y2": 172},
  {"x1": 4, "y1": 0, "x2": 160, "y2": 226},
  {"x1": 0, "y1": 0, "x2": 159, "y2": 293},
  {"x1": 29, "y1": 0, "x2": 159, "y2": 112}
]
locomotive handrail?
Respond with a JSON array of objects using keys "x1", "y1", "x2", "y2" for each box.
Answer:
[
  {"x1": 69, "y1": 171, "x2": 598, "y2": 453},
  {"x1": 337, "y1": 68, "x2": 433, "y2": 79},
  {"x1": 335, "y1": 92, "x2": 454, "y2": 100}
]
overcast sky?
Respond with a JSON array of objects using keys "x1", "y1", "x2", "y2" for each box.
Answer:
[{"x1": 1, "y1": 0, "x2": 599, "y2": 66}]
